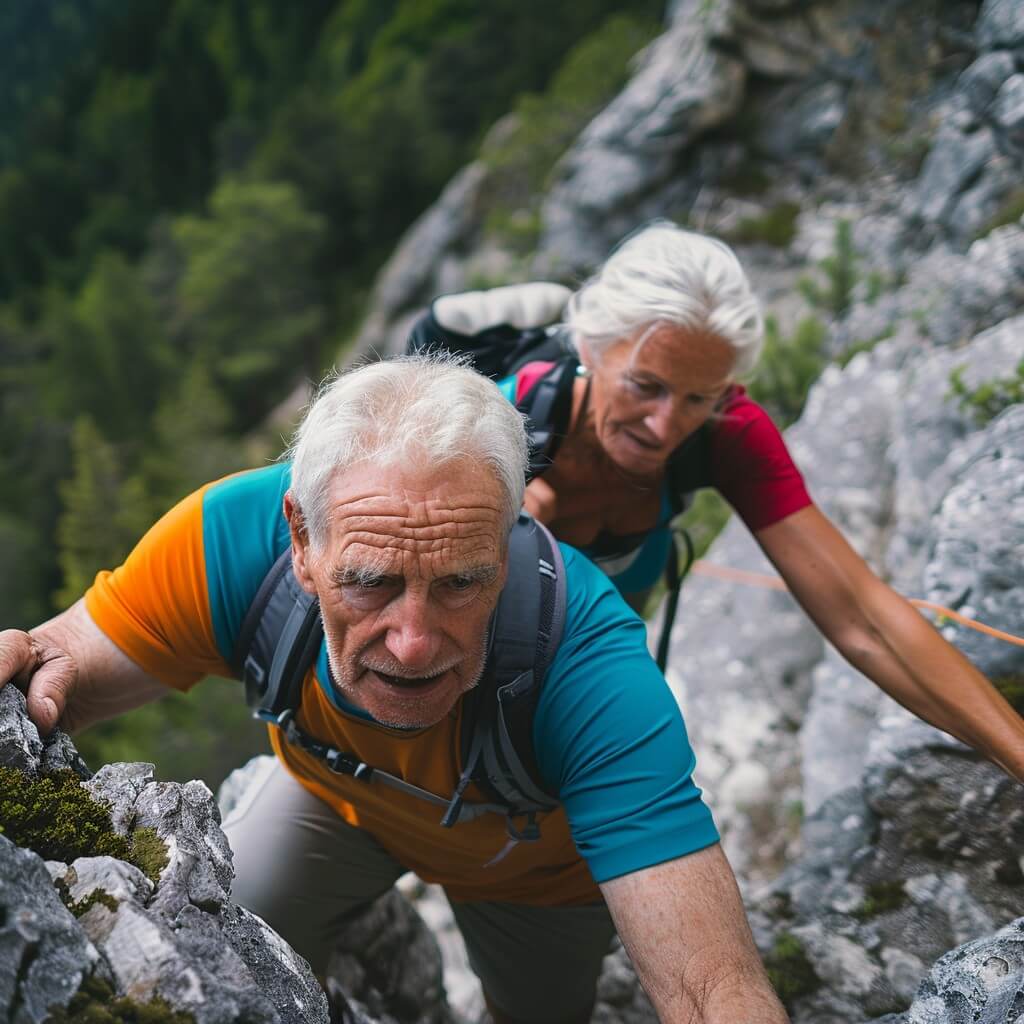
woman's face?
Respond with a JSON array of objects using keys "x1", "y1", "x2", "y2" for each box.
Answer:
[{"x1": 583, "y1": 324, "x2": 736, "y2": 477}]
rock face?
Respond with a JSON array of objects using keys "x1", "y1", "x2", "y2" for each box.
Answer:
[{"x1": 338, "y1": 0, "x2": 1024, "y2": 1020}]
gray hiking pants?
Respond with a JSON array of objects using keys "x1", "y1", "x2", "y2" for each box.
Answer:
[{"x1": 222, "y1": 759, "x2": 616, "y2": 1021}]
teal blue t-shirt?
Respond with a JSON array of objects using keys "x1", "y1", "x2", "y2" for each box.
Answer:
[{"x1": 202, "y1": 463, "x2": 717, "y2": 884}]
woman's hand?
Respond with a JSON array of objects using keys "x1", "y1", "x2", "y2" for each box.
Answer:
[{"x1": 756, "y1": 505, "x2": 1024, "y2": 783}]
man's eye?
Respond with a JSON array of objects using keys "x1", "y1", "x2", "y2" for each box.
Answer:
[
  {"x1": 448, "y1": 576, "x2": 477, "y2": 592},
  {"x1": 687, "y1": 394, "x2": 712, "y2": 406}
]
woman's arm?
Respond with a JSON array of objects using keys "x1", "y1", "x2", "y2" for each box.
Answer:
[{"x1": 756, "y1": 505, "x2": 1024, "y2": 783}]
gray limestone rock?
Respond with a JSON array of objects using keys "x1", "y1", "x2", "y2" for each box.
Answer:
[
  {"x1": 901, "y1": 917, "x2": 1024, "y2": 1023},
  {"x1": 592, "y1": 944, "x2": 656, "y2": 1023},
  {"x1": 0, "y1": 836, "x2": 98, "y2": 1023},
  {"x1": 887, "y1": 310, "x2": 1024, "y2": 592},
  {"x1": 960, "y1": 52, "x2": 1017, "y2": 117},
  {"x1": 992, "y1": 73, "x2": 1024, "y2": 144},
  {"x1": 0, "y1": 685, "x2": 43, "y2": 774},
  {"x1": 327, "y1": 888, "x2": 453, "y2": 1024},
  {"x1": 747, "y1": 79, "x2": 846, "y2": 161},
  {"x1": 923, "y1": 403, "x2": 1024, "y2": 680},
  {"x1": 976, "y1": 0, "x2": 1024, "y2": 50},
  {"x1": 536, "y1": 0, "x2": 746, "y2": 276},
  {"x1": 0, "y1": 697, "x2": 334, "y2": 1023},
  {"x1": 904, "y1": 125, "x2": 998, "y2": 229}
]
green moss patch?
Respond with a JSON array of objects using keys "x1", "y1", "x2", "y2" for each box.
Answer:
[
  {"x1": 45, "y1": 974, "x2": 195, "y2": 1023},
  {"x1": 0, "y1": 766, "x2": 169, "y2": 883},
  {"x1": 853, "y1": 879, "x2": 907, "y2": 920},
  {"x1": 54, "y1": 878, "x2": 119, "y2": 918},
  {"x1": 130, "y1": 827, "x2": 169, "y2": 884},
  {"x1": 0, "y1": 767, "x2": 131, "y2": 863},
  {"x1": 726, "y1": 201, "x2": 801, "y2": 248},
  {"x1": 764, "y1": 931, "x2": 822, "y2": 1008},
  {"x1": 975, "y1": 186, "x2": 1024, "y2": 240}
]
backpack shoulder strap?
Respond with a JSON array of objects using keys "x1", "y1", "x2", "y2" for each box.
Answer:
[
  {"x1": 233, "y1": 550, "x2": 324, "y2": 723},
  {"x1": 451, "y1": 515, "x2": 566, "y2": 824},
  {"x1": 517, "y1": 355, "x2": 578, "y2": 479}
]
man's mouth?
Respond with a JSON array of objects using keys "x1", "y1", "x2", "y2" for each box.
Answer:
[{"x1": 370, "y1": 668, "x2": 449, "y2": 691}]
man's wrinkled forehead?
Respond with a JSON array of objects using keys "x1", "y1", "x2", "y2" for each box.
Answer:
[{"x1": 322, "y1": 467, "x2": 510, "y2": 566}]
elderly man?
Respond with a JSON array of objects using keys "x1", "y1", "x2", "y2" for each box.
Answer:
[{"x1": 0, "y1": 356, "x2": 789, "y2": 1024}]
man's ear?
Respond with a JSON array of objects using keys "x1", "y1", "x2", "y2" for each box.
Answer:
[{"x1": 283, "y1": 491, "x2": 318, "y2": 596}]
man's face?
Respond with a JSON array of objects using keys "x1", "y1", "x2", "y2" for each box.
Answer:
[{"x1": 287, "y1": 459, "x2": 509, "y2": 729}]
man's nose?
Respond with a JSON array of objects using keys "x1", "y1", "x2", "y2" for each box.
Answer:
[{"x1": 383, "y1": 594, "x2": 443, "y2": 670}]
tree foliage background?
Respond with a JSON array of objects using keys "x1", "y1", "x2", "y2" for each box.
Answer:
[{"x1": 1, "y1": 0, "x2": 663, "y2": 788}]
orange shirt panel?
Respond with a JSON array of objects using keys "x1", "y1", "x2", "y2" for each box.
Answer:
[
  {"x1": 85, "y1": 483, "x2": 232, "y2": 689},
  {"x1": 272, "y1": 674, "x2": 600, "y2": 906}
]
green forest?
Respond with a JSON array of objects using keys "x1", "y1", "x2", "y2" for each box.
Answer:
[{"x1": 1, "y1": 0, "x2": 664, "y2": 788}]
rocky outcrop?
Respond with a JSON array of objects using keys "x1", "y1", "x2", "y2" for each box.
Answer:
[{"x1": 0, "y1": 685, "x2": 331, "y2": 1024}]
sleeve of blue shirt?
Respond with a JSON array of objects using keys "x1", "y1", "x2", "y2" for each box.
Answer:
[{"x1": 532, "y1": 544, "x2": 719, "y2": 884}]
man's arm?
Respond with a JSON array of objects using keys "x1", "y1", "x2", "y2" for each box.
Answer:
[
  {"x1": 0, "y1": 600, "x2": 169, "y2": 736},
  {"x1": 601, "y1": 844, "x2": 789, "y2": 1024}
]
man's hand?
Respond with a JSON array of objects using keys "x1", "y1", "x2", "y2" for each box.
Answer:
[
  {"x1": 601, "y1": 844, "x2": 790, "y2": 1023},
  {"x1": 0, "y1": 628, "x2": 78, "y2": 735},
  {"x1": 0, "y1": 601, "x2": 169, "y2": 736}
]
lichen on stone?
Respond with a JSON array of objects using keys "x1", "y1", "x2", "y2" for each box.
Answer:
[{"x1": 43, "y1": 974, "x2": 196, "y2": 1023}]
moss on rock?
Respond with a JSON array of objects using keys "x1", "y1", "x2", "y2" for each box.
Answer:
[
  {"x1": 764, "y1": 931, "x2": 822, "y2": 1008},
  {"x1": 130, "y1": 827, "x2": 169, "y2": 884},
  {"x1": 0, "y1": 766, "x2": 131, "y2": 863},
  {"x1": 54, "y1": 877, "x2": 120, "y2": 918},
  {"x1": 44, "y1": 974, "x2": 196, "y2": 1023},
  {"x1": 0, "y1": 765, "x2": 169, "y2": 884},
  {"x1": 853, "y1": 879, "x2": 908, "y2": 920}
]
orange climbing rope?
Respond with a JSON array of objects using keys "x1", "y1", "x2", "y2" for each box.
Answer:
[{"x1": 690, "y1": 560, "x2": 1024, "y2": 648}]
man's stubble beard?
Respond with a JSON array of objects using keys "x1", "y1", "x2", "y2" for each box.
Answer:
[{"x1": 323, "y1": 622, "x2": 491, "y2": 730}]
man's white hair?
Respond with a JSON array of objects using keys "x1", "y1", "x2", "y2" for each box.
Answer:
[
  {"x1": 286, "y1": 353, "x2": 528, "y2": 551},
  {"x1": 566, "y1": 222, "x2": 764, "y2": 376}
]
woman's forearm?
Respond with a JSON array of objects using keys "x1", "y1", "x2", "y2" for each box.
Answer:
[
  {"x1": 757, "y1": 507, "x2": 1024, "y2": 783},
  {"x1": 830, "y1": 582, "x2": 1024, "y2": 781}
]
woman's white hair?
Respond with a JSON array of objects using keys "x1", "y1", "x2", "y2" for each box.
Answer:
[
  {"x1": 565, "y1": 221, "x2": 764, "y2": 376},
  {"x1": 286, "y1": 353, "x2": 528, "y2": 551}
]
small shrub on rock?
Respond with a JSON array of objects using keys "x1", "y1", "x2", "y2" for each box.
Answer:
[{"x1": 947, "y1": 361, "x2": 1024, "y2": 426}]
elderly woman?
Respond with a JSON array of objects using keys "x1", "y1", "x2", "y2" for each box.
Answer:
[{"x1": 411, "y1": 222, "x2": 1024, "y2": 784}]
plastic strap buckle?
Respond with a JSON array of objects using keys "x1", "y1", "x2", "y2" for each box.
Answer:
[{"x1": 325, "y1": 749, "x2": 371, "y2": 779}]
